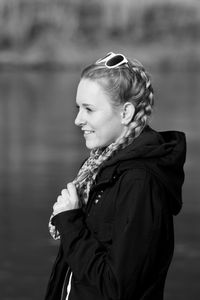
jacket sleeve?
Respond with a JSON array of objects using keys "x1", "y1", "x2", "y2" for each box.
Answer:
[{"x1": 52, "y1": 169, "x2": 163, "y2": 299}]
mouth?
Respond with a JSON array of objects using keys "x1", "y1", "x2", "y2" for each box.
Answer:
[{"x1": 83, "y1": 130, "x2": 95, "y2": 136}]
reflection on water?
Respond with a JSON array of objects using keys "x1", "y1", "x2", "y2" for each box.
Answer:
[{"x1": 0, "y1": 70, "x2": 199, "y2": 300}]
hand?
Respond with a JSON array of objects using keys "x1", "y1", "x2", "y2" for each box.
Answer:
[{"x1": 53, "y1": 182, "x2": 80, "y2": 216}]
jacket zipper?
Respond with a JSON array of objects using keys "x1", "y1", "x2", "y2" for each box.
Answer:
[{"x1": 61, "y1": 268, "x2": 71, "y2": 300}]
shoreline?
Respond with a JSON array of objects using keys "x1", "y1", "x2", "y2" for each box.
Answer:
[{"x1": 0, "y1": 40, "x2": 199, "y2": 72}]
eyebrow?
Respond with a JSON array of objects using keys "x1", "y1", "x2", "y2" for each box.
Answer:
[{"x1": 76, "y1": 102, "x2": 95, "y2": 108}]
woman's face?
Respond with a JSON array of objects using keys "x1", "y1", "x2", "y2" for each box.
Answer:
[{"x1": 75, "y1": 78, "x2": 124, "y2": 149}]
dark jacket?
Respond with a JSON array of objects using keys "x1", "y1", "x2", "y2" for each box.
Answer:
[{"x1": 44, "y1": 126, "x2": 186, "y2": 300}]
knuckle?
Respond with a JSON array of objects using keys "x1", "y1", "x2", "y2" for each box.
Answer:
[
  {"x1": 57, "y1": 195, "x2": 62, "y2": 202},
  {"x1": 53, "y1": 202, "x2": 58, "y2": 210}
]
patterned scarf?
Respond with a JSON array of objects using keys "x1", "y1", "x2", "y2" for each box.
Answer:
[{"x1": 48, "y1": 124, "x2": 143, "y2": 239}]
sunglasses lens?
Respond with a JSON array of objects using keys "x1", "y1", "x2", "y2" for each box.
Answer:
[{"x1": 106, "y1": 55, "x2": 124, "y2": 67}]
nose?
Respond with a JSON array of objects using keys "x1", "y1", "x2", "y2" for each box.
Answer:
[{"x1": 74, "y1": 110, "x2": 86, "y2": 127}]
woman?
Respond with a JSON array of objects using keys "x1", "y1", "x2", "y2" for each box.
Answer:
[{"x1": 45, "y1": 52, "x2": 186, "y2": 300}]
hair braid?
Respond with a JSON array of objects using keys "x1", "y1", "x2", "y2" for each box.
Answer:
[
  {"x1": 49, "y1": 53, "x2": 156, "y2": 240},
  {"x1": 49, "y1": 54, "x2": 154, "y2": 239},
  {"x1": 76, "y1": 56, "x2": 155, "y2": 194},
  {"x1": 74, "y1": 57, "x2": 155, "y2": 202}
]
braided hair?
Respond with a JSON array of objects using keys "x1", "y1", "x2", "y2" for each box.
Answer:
[
  {"x1": 49, "y1": 55, "x2": 154, "y2": 239},
  {"x1": 73, "y1": 57, "x2": 154, "y2": 204}
]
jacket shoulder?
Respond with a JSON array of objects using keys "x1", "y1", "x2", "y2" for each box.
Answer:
[{"x1": 116, "y1": 162, "x2": 153, "y2": 183}]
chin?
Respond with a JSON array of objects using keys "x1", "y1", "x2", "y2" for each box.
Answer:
[
  {"x1": 85, "y1": 142, "x2": 99, "y2": 150},
  {"x1": 85, "y1": 140, "x2": 109, "y2": 150}
]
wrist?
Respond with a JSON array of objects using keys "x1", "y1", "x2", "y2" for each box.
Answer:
[{"x1": 52, "y1": 208, "x2": 83, "y2": 232}]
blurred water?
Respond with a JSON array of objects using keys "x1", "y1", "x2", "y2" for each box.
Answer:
[{"x1": 0, "y1": 69, "x2": 199, "y2": 300}]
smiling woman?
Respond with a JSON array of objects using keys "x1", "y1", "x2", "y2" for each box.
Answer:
[{"x1": 45, "y1": 52, "x2": 186, "y2": 300}]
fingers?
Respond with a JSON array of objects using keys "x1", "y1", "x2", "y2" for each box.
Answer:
[
  {"x1": 53, "y1": 201, "x2": 62, "y2": 211},
  {"x1": 52, "y1": 183, "x2": 79, "y2": 216},
  {"x1": 57, "y1": 195, "x2": 63, "y2": 203},
  {"x1": 56, "y1": 195, "x2": 69, "y2": 205},
  {"x1": 61, "y1": 189, "x2": 69, "y2": 198},
  {"x1": 53, "y1": 193, "x2": 69, "y2": 214}
]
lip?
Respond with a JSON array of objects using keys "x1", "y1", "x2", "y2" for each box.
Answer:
[
  {"x1": 83, "y1": 130, "x2": 94, "y2": 136},
  {"x1": 82, "y1": 128, "x2": 94, "y2": 133}
]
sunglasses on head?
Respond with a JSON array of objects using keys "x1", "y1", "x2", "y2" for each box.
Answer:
[{"x1": 95, "y1": 52, "x2": 130, "y2": 69}]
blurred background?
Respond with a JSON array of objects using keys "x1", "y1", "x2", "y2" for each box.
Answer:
[{"x1": 0, "y1": 0, "x2": 199, "y2": 299}]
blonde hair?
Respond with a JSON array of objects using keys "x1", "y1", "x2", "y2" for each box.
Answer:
[
  {"x1": 81, "y1": 58, "x2": 154, "y2": 149},
  {"x1": 74, "y1": 57, "x2": 154, "y2": 202},
  {"x1": 49, "y1": 56, "x2": 155, "y2": 239}
]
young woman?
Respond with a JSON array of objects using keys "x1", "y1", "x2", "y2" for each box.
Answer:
[{"x1": 45, "y1": 52, "x2": 186, "y2": 300}]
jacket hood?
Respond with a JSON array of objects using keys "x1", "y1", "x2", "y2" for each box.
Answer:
[{"x1": 99, "y1": 126, "x2": 186, "y2": 215}]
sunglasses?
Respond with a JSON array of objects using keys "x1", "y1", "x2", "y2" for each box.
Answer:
[{"x1": 95, "y1": 52, "x2": 130, "y2": 69}]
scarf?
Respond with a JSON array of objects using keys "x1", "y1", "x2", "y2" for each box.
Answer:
[{"x1": 48, "y1": 124, "x2": 144, "y2": 239}]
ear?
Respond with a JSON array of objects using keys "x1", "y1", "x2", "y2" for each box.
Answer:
[{"x1": 121, "y1": 102, "x2": 135, "y2": 125}]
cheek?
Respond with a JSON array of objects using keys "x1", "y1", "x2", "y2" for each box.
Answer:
[{"x1": 97, "y1": 115, "x2": 122, "y2": 138}]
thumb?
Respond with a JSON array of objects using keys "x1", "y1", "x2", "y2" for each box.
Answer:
[{"x1": 67, "y1": 182, "x2": 77, "y2": 196}]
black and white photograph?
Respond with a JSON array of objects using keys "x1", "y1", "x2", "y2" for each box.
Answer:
[{"x1": 0, "y1": 1, "x2": 199, "y2": 300}]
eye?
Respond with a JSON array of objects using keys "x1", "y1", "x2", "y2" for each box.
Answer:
[{"x1": 86, "y1": 107, "x2": 93, "y2": 112}]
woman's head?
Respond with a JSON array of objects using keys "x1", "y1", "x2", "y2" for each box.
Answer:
[
  {"x1": 75, "y1": 52, "x2": 154, "y2": 150},
  {"x1": 75, "y1": 78, "x2": 126, "y2": 149}
]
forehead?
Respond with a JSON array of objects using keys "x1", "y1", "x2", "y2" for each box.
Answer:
[{"x1": 76, "y1": 78, "x2": 111, "y2": 107}]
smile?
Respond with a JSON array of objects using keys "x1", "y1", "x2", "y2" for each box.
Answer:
[{"x1": 83, "y1": 130, "x2": 94, "y2": 136}]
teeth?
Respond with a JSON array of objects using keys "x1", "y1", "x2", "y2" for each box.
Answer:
[
  {"x1": 84, "y1": 130, "x2": 94, "y2": 135},
  {"x1": 85, "y1": 131, "x2": 93, "y2": 134}
]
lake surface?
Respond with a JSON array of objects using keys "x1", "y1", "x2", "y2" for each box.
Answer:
[{"x1": 0, "y1": 69, "x2": 199, "y2": 300}]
